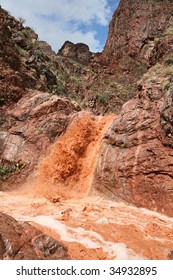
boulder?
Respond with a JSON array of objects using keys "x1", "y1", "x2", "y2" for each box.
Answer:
[{"x1": 0, "y1": 212, "x2": 69, "y2": 260}]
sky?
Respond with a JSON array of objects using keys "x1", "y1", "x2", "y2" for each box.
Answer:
[{"x1": 0, "y1": 0, "x2": 120, "y2": 52}]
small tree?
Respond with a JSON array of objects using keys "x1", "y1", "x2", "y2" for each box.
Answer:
[{"x1": 18, "y1": 16, "x2": 26, "y2": 25}]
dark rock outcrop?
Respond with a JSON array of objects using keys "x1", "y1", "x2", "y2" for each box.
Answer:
[
  {"x1": 0, "y1": 212, "x2": 69, "y2": 260},
  {"x1": 58, "y1": 41, "x2": 91, "y2": 64}
]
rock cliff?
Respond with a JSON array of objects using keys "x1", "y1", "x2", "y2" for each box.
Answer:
[
  {"x1": 93, "y1": 71, "x2": 173, "y2": 216},
  {"x1": 92, "y1": 0, "x2": 173, "y2": 217},
  {"x1": 0, "y1": 6, "x2": 82, "y2": 188},
  {"x1": 87, "y1": 0, "x2": 173, "y2": 114},
  {"x1": 103, "y1": 0, "x2": 173, "y2": 65}
]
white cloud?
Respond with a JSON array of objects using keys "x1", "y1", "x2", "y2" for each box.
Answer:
[{"x1": 0, "y1": 0, "x2": 112, "y2": 52}]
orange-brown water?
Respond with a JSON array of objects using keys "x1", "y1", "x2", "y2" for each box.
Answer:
[
  {"x1": 31, "y1": 114, "x2": 115, "y2": 200},
  {"x1": 1, "y1": 113, "x2": 173, "y2": 260}
]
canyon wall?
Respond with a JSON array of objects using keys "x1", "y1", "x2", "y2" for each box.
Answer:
[
  {"x1": 92, "y1": 0, "x2": 173, "y2": 217},
  {"x1": 103, "y1": 0, "x2": 173, "y2": 65}
]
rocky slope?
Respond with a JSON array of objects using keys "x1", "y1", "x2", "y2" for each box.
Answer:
[
  {"x1": 90, "y1": 0, "x2": 173, "y2": 112},
  {"x1": 0, "y1": 6, "x2": 82, "y2": 188}
]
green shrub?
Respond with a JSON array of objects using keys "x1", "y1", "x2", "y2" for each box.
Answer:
[
  {"x1": 110, "y1": 82, "x2": 118, "y2": 89},
  {"x1": 163, "y1": 65, "x2": 173, "y2": 76},
  {"x1": 18, "y1": 17, "x2": 26, "y2": 25},
  {"x1": 0, "y1": 161, "x2": 25, "y2": 181},
  {"x1": 97, "y1": 90, "x2": 109, "y2": 102},
  {"x1": 164, "y1": 57, "x2": 173, "y2": 66},
  {"x1": 15, "y1": 44, "x2": 27, "y2": 56},
  {"x1": 163, "y1": 81, "x2": 171, "y2": 92},
  {"x1": 0, "y1": 161, "x2": 16, "y2": 180},
  {"x1": 164, "y1": 27, "x2": 173, "y2": 36}
]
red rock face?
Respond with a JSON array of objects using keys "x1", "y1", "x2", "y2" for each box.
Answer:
[
  {"x1": 103, "y1": 0, "x2": 173, "y2": 64},
  {"x1": 0, "y1": 90, "x2": 80, "y2": 188},
  {"x1": 0, "y1": 212, "x2": 69, "y2": 260},
  {"x1": 93, "y1": 80, "x2": 173, "y2": 217},
  {"x1": 91, "y1": 0, "x2": 173, "y2": 217}
]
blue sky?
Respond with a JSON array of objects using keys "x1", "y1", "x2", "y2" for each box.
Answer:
[{"x1": 0, "y1": 0, "x2": 120, "y2": 52}]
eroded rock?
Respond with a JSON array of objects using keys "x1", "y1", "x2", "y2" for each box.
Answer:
[
  {"x1": 58, "y1": 41, "x2": 91, "y2": 64},
  {"x1": 93, "y1": 83, "x2": 173, "y2": 217},
  {"x1": 0, "y1": 212, "x2": 69, "y2": 260},
  {"x1": 0, "y1": 90, "x2": 80, "y2": 187},
  {"x1": 103, "y1": 0, "x2": 173, "y2": 65}
]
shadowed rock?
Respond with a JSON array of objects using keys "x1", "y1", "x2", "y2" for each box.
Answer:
[{"x1": 58, "y1": 41, "x2": 91, "y2": 64}]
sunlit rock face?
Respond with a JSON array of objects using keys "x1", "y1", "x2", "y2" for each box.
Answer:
[
  {"x1": 0, "y1": 212, "x2": 69, "y2": 260},
  {"x1": 92, "y1": 78, "x2": 173, "y2": 217},
  {"x1": 89, "y1": 0, "x2": 173, "y2": 218},
  {"x1": 102, "y1": 0, "x2": 173, "y2": 65},
  {"x1": 0, "y1": 90, "x2": 80, "y2": 187}
]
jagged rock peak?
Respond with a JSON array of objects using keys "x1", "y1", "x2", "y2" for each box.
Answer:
[
  {"x1": 58, "y1": 40, "x2": 91, "y2": 64},
  {"x1": 103, "y1": 0, "x2": 173, "y2": 62}
]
